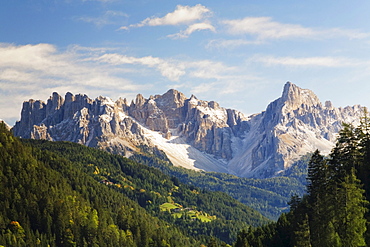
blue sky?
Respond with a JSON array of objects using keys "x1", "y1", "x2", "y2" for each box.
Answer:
[{"x1": 2, "y1": 0, "x2": 370, "y2": 125}]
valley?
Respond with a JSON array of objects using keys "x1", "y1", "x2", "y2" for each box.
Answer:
[{"x1": 2, "y1": 82, "x2": 368, "y2": 246}]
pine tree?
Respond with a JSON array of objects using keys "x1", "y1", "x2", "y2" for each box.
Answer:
[
  {"x1": 234, "y1": 228, "x2": 251, "y2": 247},
  {"x1": 357, "y1": 107, "x2": 370, "y2": 245},
  {"x1": 306, "y1": 150, "x2": 336, "y2": 247},
  {"x1": 307, "y1": 150, "x2": 328, "y2": 196},
  {"x1": 330, "y1": 123, "x2": 362, "y2": 180},
  {"x1": 358, "y1": 107, "x2": 370, "y2": 199},
  {"x1": 273, "y1": 213, "x2": 291, "y2": 247},
  {"x1": 334, "y1": 168, "x2": 367, "y2": 247},
  {"x1": 293, "y1": 214, "x2": 311, "y2": 247},
  {"x1": 327, "y1": 123, "x2": 368, "y2": 246}
]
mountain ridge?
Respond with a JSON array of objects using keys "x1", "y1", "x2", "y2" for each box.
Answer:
[{"x1": 12, "y1": 82, "x2": 364, "y2": 178}]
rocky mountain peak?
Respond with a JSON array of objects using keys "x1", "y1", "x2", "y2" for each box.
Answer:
[
  {"x1": 325, "y1": 100, "x2": 334, "y2": 109},
  {"x1": 262, "y1": 82, "x2": 322, "y2": 128},
  {"x1": 281, "y1": 82, "x2": 321, "y2": 112},
  {"x1": 155, "y1": 89, "x2": 186, "y2": 109},
  {"x1": 46, "y1": 92, "x2": 64, "y2": 115},
  {"x1": 65, "y1": 92, "x2": 75, "y2": 103},
  {"x1": 188, "y1": 94, "x2": 199, "y2": 105},
  {"x1": 134, "y1": 94, "x2": 146, "y2": 107},
  {"x1": 228, "y1": 82, "x2": 363, "y2": 178},
  {"x1": 208, "y1": 101, "x2": 220, "y2": 110},
  {"x1": 12, "y1": 83, "x2": 365, "y2": 178}
]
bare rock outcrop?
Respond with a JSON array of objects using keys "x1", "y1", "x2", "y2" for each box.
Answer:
[{"x1": 13, "y1": 82, "x2": 365, "y2": 178}]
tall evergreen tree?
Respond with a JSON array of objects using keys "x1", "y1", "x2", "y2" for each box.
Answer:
[
  {"x1": 306, "y1": 150, "x2": 337, "y2": 247},
  {"x1": 330, "y1": 123, "x2": 362, "y2": 180},
  {"x1": 307, "y1": 150, "x2": 328, "y2": 196},
  {"x1": 327, "y1": 123, "x2": 368, "y2": 246},
  {"x1": 334, "y1": 168, "x2": 367, "y2": 247},
  {"x1": 357, "y1": 107, "x2": 370, "y2": 245},
  {"x1": 292, "y1": 213, "x2": 311, "y2": 247}
]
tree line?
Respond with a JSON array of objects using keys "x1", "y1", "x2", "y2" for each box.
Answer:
[
  {"x1": 0, "y1": 122, "x2": 268, "y2": 246},
  {"x1": 131, "y1": 145, "x2": 307, "y2": 221},
  {"x1": 0, "y1": 122, "x2": 200, "y2": 246},
  {"x1": 235, "y1": 113, "x2": 370, "y2": 247}
]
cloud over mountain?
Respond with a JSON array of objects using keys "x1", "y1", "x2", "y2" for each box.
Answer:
[{"x1": 222, "y1": 16, "x2": 369, "y2": 41}]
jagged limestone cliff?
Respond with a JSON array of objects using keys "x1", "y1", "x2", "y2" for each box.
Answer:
[
  {"x1": 227, "y1": 82, "x2": 362, "y2": 177},
  {"x1": 13, "y1": 82, "x2": 364, "y2": 178}
]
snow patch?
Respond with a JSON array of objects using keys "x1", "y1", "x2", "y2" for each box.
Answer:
[
  {"x1": 142, "y1": 128, "x2": 228, "y2": 173},
  {"x1": 117, "y1": 111, "x2": 127, "y2": 122}
]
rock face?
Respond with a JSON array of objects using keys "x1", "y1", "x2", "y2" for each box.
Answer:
[
  {"x1": 227, "y1": 82, "x2": 362, "y2": 177},
  {"x1": 13, "y1": 82, "x2": 364, "y2": 178}
]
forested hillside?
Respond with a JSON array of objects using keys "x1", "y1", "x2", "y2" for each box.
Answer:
[
  {"x1": 0, "y1": 122, "x2": 267, "y2": 246},
  {"x1": 131, "y1": 146, "x2": 308, "y2": 220},
  {"x1": 235, "y1": 118, "x2": 370, "y2": 247},
  {"x1": 0, "y1": 122, "x2": 201, "y2": 246}
]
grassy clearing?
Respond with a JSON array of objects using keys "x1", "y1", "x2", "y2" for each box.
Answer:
[
  {"x1": 197, "y1": 214, "x2": 212, "y2": 222},
  {"x1": 160, "y1": 202, "x2": 180, "y2": 212},
  {"x1": 159, "y1": 203, "x2": 215, "y2": 222}
]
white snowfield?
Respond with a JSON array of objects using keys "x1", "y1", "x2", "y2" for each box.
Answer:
[{"x1": 142, "y1": 128, "x2": 229, "y2": 173}]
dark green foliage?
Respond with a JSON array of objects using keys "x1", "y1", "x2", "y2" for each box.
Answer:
[
  {"x1": 0, "y1": 122, "x2": 268, "y2": 246},
  {"x1": 236, "y1": 115, "x2": 370, "y2": 247},
  {"x1": 306, "y1": 150, "x2": 335, "y2": 246},
  {"x1": 0, "y1": 123, "x2": 201, "y2": 246},
  {"x1": 131, "y1": 148, "x2": 308, "y2": 220},
  {"x1": 23, "y1": 138, "x2": 268, "y2": 244},
  {"x1": 335, "y1": 169, "x2": 367, "y2": 246}
]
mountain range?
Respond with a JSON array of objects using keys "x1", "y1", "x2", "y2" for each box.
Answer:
[{"x1": 12, "y1": 82, "x2": 364, "y2": 178}]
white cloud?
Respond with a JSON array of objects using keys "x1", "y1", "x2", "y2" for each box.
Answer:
[
  {"x1": 222, "y1": 17, "x2": 369, "y2": 40},
  {"x1": 168, "y1": 22, "x2": 215, "y2": 39},
  {"x1": 96, "y1": 55, "x2": 240, "y2": 83},
  {"x1": 0, "y1": 43, "x2": 257, "y2": 124},
  {"x1": 0, "y1": 43, "x2": 59, "y2": 70},
  {"x1": 121, "y1": 4, "x2": 211, "y2": 30},
  {"x1": 223, "y1": 17, "x2": 314, "y2": 39},
  {"x1": 0, "y1": 68, "x2": 38, "y2": 82},
  {"x1": 182, "y1": 59, "x2": 261, "y2": 97},
  {"x1": 0, "y1": 43, "x2": 148, "y2": 90},
  {"x1": 254, "y1": 55, "x2": 360, "y2": 67},
  {"x1": 191, "y1": 81, "x2": 219, "y2": 94},
  {"x1": 185, "y1": 60, "x2": 235, "y2": 80},
  {"x1": 0, "y1": 43, "x2": 146, "y2": 122},
  {"x1": 95, "y1": 53, "x2": 185, "y2": 81},
  {"x1": 190, "y1": 74, "x2": 262, "y2": 99}
]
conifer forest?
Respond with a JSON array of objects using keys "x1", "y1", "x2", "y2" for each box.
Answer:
[{"x1": 2, "y1": 115, "x2": 370, "y2": 246}]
